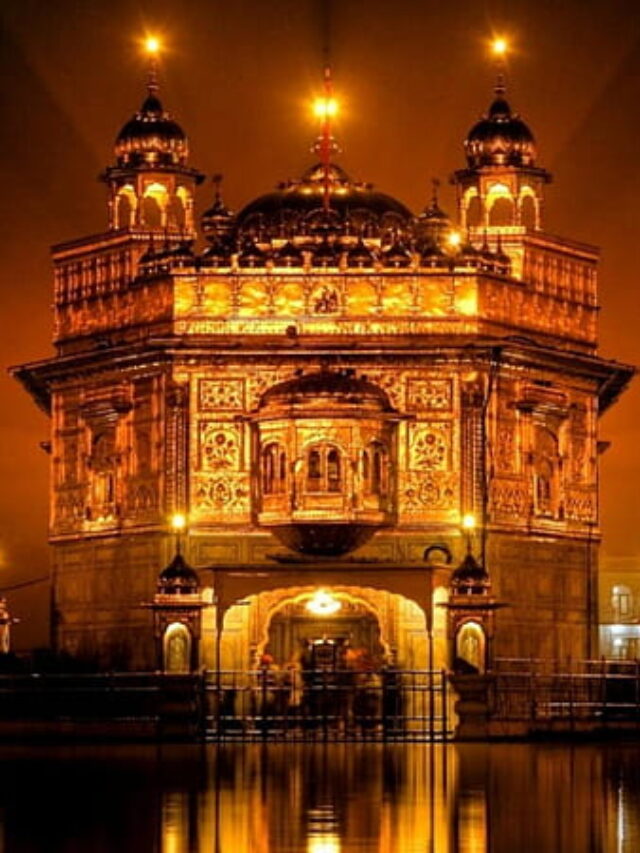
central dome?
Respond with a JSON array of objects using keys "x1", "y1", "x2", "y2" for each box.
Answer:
[{"x1": 235, "y1": 161, "x2": 412, "y2": 239}]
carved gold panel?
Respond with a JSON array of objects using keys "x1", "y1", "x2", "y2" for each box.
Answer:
[
  {"x1": 345, "y1": 280, "x2": 378, "y2": 315},
  {"x1": 238, "y1": 280, "x2": 269, "y2": 317},
  {"x1": 198, "y1": 379, "x2": 245, "y2": 411},
  {"x1": 273, "y1": 281, "x2": 305, "y2": 316},
  {"x1": 406, "y1": 379, "x2": 452, "y2": 412},
  {"x1": 408, "y1": 422, "x2": 452, "y2": 471},
  {"x1": 198, "y1": 422, "x2": 242, "y2": 472}
]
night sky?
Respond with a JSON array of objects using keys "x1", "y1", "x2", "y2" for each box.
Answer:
[{"x1": 1, "y1": 0, "x2": 639, "y2": 648}]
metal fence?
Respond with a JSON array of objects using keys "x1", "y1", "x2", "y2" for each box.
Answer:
[
  {"x1": 203, "y1": 668, "x2": 452, "y2": 742},
  {"x1": 491, "y1": 658, "x2": 640, "y2": 724}
]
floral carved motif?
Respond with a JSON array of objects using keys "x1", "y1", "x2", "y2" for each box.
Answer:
[
  {"x1": 199, "y1": 424, "x2": 241, "y2": 471},
  {"x1": 199, "y1": 379, "x2": 245, "y2": 411},
  {"x1": 409, "y1": 422, "x2": 451, "y2": 471},
  {"x1": 194, "y1": 475, "x2": 249, "y2": 513},
  {"x1": 406, "y1": 379, "x2": 452, "y2": 412},
  {"x1": 401, "y1": 472, "x2": 457, "y2": 511}
]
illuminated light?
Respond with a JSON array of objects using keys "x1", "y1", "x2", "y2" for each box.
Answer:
[
  {"x1": 447, "y1": 231, "x2": 462, "y2": 249},
  {"x1": 487, "y1": 182, "x2": 511, "y2": 196},
  {"x1": 307, "y1": 836, "x2": 341, "y2": 853},
  {"x1": 145, "y1": 35, "x2": 161, "y2": 55},
  {"x1": 305, "y1": 590, "x2": 341, "y2": 616},
  {"x1": 171, "y1": 513, "x2": 187, "y2": 531},
  {"x1": 462, "y1": 513, "x2": 476, "y2": 530},
  {"x1": 492, "y1": 37, "x2": 508, "y2": 57},
  {"x1": 313, "y1": 97, "x2": 339, "y2": 119}
]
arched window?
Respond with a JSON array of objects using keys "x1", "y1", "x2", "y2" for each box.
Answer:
[
  {"x1": 115, "y1": 191, "x2": 134, "y2": 229},
  {"x1": 372, "y1": 444, "x2": 385, "y2": 496},
  {"x1": 362, "y1": 450, "x2": 370, "y2": 484},
  {"x1": 466, "y1": 195, "x2": 482, "y2": 228},
  {"x1": 612, "y1": 585, "x2": 632, "y2": 620},
  {"x1": 163, "y1": 622, "x2": 192, "y2": 673},
  {"x1": 456, "y1": 621, "x2": 486, "y2": 673},
  {"x1": 520, "y1": 194, "x2": 537, "y2": 229},
  {"x1": 141, "y1": 196, "x2": 162, "y2": 228},
  {"x1": 305, "y1": 445, "x2": 343, "y2": 494},
  {"x1": 262, "y1": 443, "x2": 285, "y2": 496},
  {"x1": 167, "y1": 194, "x2": 186, "y2": 229},
  {"x1": 489, "y1": 196, "x2": 515, "y2": 227},
  {"x1": 279, "y1": 451, "x2": 287, "y2": 490},
  {"x1": 327, "y1": 449, "x2": 341, "y2": 492},
  {"x1": 307, "y1": 449, "x2": 322, "y2": 492}
]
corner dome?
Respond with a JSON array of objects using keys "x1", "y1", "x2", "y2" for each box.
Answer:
[
  {"x1": 450, "y1": 552, "x2": 491, "y2": 595},
  {"x1": 115, "y1": 90, "x2": 189, "y2": 168},
  {"x1": 464, "y1": 92, "x2": 536, "y2": 169},
  {"x1": 235, "y1": 161, "x2": 413, "y2": 238},
  {"x1": 157, "y1": 553, "x2": 199, "y2": 595}
]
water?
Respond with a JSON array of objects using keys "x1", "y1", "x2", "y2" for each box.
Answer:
[{"x1": 0, "y1": 742, "x2": 638, "y2": 851}]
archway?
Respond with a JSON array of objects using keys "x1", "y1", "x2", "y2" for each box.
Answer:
[
  {"x1": 216, "y1": 584, "x2": 439, "y2": 672},
  {"x1": 163, "y1": 622, "x2": 192, "y2": 673}
]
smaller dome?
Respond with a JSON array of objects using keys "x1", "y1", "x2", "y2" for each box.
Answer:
[
  {"x1": 201, "y1": 180, "x2": 236, "y2": 240},
  {"x1": 450, "y1": 552, "x2": 490, "y2": 595},
  {"x1": 465, "y1": 89, "x2": 536, "y2": 169},
  {"x1": 115, "y1": 89, "x2": 188, "y2": 168},
  {"x1": 158, "y1": 553, "x2": 199, "y2": 595},
  {"x1": 259, "y1": 369, "x2": 393, "y2": 412}
]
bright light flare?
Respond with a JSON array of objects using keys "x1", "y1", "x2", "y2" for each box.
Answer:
[
  {"x1": 313, "y1": 97, "x2": 339, "y2": 119},
  {"x1": 170, "y1": 513, "x2": 187, "y2": 531},
  {"x1": 305, "y1": 590, "x2": 341, "y2": 616},
  {"x1": 491, "y1": 37, "x2": 508, "y2": 57},
  {"x1": 447, "y1": 230, "x2": 462, "y2": 249},
  {"x1": 144, "y1": 35, "x2": 161, "y2": 55},
  {"x1": 462, "y1": 513, "x2": 477, "y2": 530}
]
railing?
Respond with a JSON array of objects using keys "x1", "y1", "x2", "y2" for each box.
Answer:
[
  {"x1": 491, "y1": 658, "x2": 640, "y2": 725},
  {"x1": 202, "y1": 668, "x2": 452, "y2": 742}
]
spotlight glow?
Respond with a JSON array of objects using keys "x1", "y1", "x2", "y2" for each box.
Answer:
[
  {"x1": 313, "y1": 97, "x2": 339, "y2": 119},
  {"x1": 170, "y1": 513, "x2": 187, "y2": 531},
  {"x1": 492, "y1": 37, "x2": 508, "y2": 57},
  {"x1": 145, "y1": 36, "x2": 161, "y2": 55},
  {"x1": 305, "y1": 590, "x2": 341, "y2": 616}
]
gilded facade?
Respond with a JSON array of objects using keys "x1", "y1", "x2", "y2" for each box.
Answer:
[{"x1": 15, "y1": 64, "x2": 633, "y2": 671}]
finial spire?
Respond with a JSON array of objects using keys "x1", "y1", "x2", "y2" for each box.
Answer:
[
  {"x1": 491, "y1": 37, "x2": 509, "y2": 97},
  {"x1": 143, "y1": 35, "x2": 162, "y2": 96},
  {"x1": 431, "y1": 177, "x2": 441, "y2": 207},
  {"x1": 312, "y1": 65, "x2": 339, "y2": 212}
]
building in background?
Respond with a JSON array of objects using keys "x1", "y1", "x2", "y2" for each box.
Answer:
[
  {"x1": 14, "y1": 52, "x2": 633, "y2": 672},
  {"x1": 599, "y1": 556, "x2": 640, "y2": 659}
]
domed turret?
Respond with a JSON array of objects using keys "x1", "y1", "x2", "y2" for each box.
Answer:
[
  {"x1": 464, "y1": 86, "x2": 536, "y2": 169},
  {"x1": 157, "y1": 553, "x2": 200, "y2": 596},
  {"x1": 115, "y1": 90, "x2": 188, "y2": 169},
  {"x1": 452, "y1": 74, "x2": 551, "y2": 233},
  {"x1": 102, "y1": 53, "x2": 203, "y2": 234}
]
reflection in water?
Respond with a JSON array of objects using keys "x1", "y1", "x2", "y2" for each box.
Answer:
[{"x1": 0, "y1": 742, "x2": 638, "y2": 850}]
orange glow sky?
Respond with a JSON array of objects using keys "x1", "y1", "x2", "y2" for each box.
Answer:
[{"x1": 1, "y1": 0, "x2": 639, "y2": 648}]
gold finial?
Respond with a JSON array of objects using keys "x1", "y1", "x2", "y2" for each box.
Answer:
[
  {"x1": 490, "y1": 36, "x2": 509, "y2": 96},
  {"x1": 142, "y1": 34, "x2": 162, "y2": 95},
  {"x1": 312, "y1": 65, "x2": 339, "y2": 211}
]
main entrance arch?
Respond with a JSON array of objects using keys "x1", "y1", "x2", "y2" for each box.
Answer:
[{"x1": 216, "y1": 584, "x2": 445, "y2": 672}]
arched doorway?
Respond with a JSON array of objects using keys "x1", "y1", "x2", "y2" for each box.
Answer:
[
  {"x1": 266, "y1": 593, "x2": 385, "y2": 670},
  {"x1": 163, "y1": 622, "x2": 192, "y2": 673}
]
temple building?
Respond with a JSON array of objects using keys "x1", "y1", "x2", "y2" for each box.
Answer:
[{"x1": 14, "y1": 55, "x2": 633, "y2": 674}]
